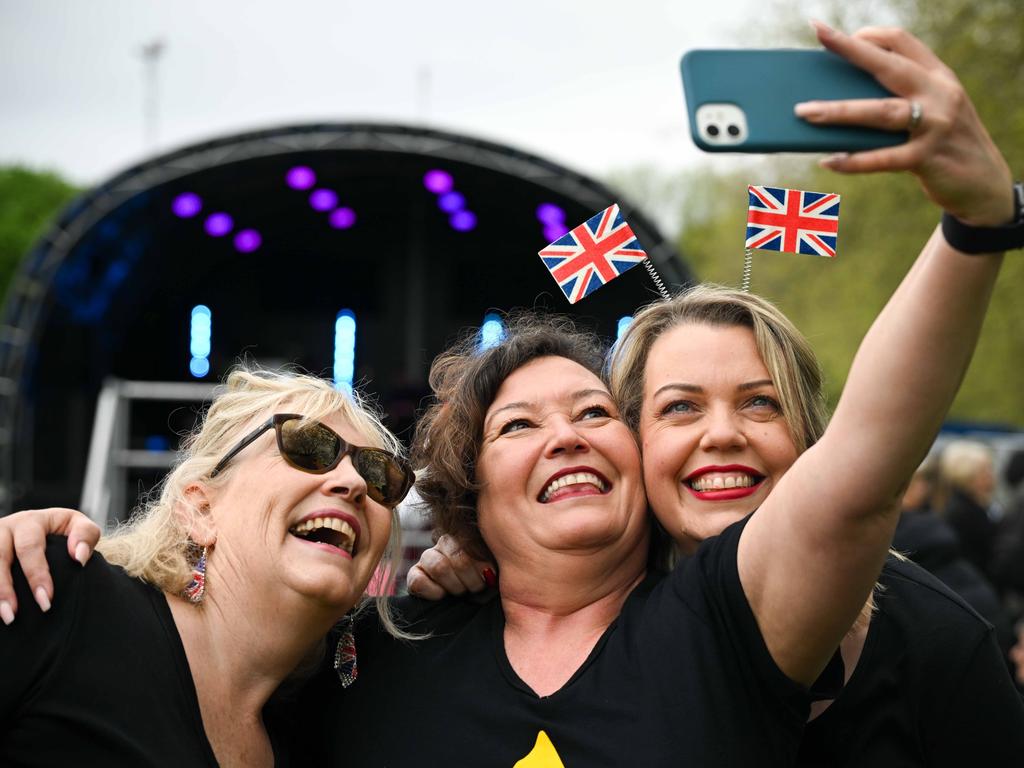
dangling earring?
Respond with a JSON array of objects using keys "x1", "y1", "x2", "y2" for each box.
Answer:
[
  {"x1": 333, "y1": 613, "x2": 358, "y2": 687},
  {"x1": 183, "y1": 545, "x2": 208, "y2": 604}
]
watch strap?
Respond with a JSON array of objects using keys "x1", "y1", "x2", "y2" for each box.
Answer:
[{"x1": 941, "y1": 181, "x2": 1024, "y2": 254}]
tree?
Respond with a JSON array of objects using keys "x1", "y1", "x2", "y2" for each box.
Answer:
[
  {"x1": 616, "y1": 0, "x2": 1024, "y2": 425},
  {"x1": 0, "y1": 166, "x2": 79, "y2": 301}
]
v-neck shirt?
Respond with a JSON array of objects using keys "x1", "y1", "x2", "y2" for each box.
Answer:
[{"x1": 299, "y1": 516, "x2": 811, "y2": 767}]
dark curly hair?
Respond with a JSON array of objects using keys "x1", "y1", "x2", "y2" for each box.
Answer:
[{"x1": 412, "y1": 311, "x2": 607, "y2": 562}]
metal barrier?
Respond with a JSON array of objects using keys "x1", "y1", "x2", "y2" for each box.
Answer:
[{"x1": 80, "y1": 379, "x2": 216, "y2": 528}]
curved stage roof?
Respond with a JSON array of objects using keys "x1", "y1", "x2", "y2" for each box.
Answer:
[{"x1": 0, "y1": 122, "x2": 695, "y2": 513}]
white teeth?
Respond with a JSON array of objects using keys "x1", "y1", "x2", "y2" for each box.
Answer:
[
  {"x1": 540, "y1": 472, "x2": 608, "y2": 502},
  {"x1": 288, "y1": 516, "x2": 356, "y2": 553},
  {"x1": 690, "y1": 474, "x2": 756, "y2": 492}
]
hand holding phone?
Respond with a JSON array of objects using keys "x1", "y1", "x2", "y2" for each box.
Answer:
[{"x1": 680, "y1": 48, "x2": 906, "y2": 153}]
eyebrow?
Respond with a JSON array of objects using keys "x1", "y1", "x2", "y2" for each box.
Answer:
[
  {"x1": 484, "y1": 388, "x2": 612, "y2": 430},
  {"x1": 651, "y1": 379, "x2": 775, "y2": 400}
]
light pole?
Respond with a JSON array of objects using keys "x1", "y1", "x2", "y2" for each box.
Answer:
[{"x1": 140, "y1": 39, "x2": 165, "y2": 151}]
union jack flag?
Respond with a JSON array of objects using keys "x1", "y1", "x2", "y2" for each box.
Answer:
[
  {"x1": 538, "y1": 204, "x2": 647, "y2": 304},
  {"x1": 745, "y1": 185, "x2": 841, "y2": 258}
]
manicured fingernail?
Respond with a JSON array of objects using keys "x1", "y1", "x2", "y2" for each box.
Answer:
[
  {"x1": 810, "y1": 19, "x2": 836, "y2": 37},
  {"x1": 482, "y1": 568, "x2": 497, "y2": 588},
  {"x1": 820, "y1": 152, "x2": 849, "y2": 167},
  {"x1": 0, "y1": 600, "x2": 14, "y2": 625},
  {"x1": 34, "y1": 586, "x2": 51, "y2": 613},
  {"x1": 794, "y1": 102, "x2": 823, "y2": 120},
  {"x1": 74, "y1": 541, "x2": 92, "y2": 566}
]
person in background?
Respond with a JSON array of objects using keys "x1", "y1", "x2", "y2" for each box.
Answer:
[
  {"x1": 894, "y1": 456, "x2": 1013, "y2": 654},
  {"x1": 938, "y1": 440, "x2": 999, "y2": 577}
]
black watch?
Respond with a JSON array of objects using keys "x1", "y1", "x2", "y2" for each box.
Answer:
[{"x1": 941, "y1": 182, "x2": 1024, "y2": 254}]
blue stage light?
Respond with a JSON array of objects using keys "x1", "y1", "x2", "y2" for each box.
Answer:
[
  {"x1": 450, "y1": 210, "x2": 477, "y2": 232},
  {"x1": 144, "y1": 435, "x2": 171, "y2": 452},
  {"x1": 334, "y1": 309, "x2": 357, "y2": 394},
  {"x1": 479, "y1": 312, "x2": 506, "y2": 351},
  {"x1": 616, "y1": 315, "x2": 633, "y2": 340},
  {"x1": 189, "y1": 356, "x2": 210, "y2": 378},
  {"x1": 438, "y1": 191, "x2": 466, "y2": 213},
  {"x1": 190, "y1": 305, "x2": 212, "y2": 378}
]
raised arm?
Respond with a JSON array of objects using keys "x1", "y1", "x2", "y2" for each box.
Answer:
[
  {"x1": 0, "y1": 508, "x2": 100, "y2": 624},
  {"x1": 740, "y1": 24, "x2": 1016, "y2": 684}
]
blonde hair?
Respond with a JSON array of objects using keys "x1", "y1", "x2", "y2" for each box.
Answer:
[
  {"x1": 609, "y1": 285, "x2": 882, "y2": 628},
  {"x1": 609, "y1": 284, "x2": 828, "y2": 453},
  {"x1": 97, "y1": 365, "x2": 412, "y2": 638},
  {"x1": 938, "y1": 440, "x2": 993, "y2": 494}
]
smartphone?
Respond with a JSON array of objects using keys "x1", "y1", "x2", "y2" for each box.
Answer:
[{"x1": 680, "y1": 49, "x2": 906, "y2": 153}]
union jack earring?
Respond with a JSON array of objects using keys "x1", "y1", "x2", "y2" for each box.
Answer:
[
  {"x1": 183, "y1": 546, "x2": 208, "y2": 604},
  {"x1": 334, "y1": 613, "x2": 358, "y2": 687}
]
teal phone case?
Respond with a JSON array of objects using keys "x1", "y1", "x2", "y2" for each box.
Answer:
[{"x1": 680, "y1": 49, "x2": 906, "y2": 153}]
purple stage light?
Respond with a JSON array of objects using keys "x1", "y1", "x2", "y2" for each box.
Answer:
[
  {"x1": 423, "y1": 169, "x2": 454, "y2": 194},
  {"x1": 536, "y1": 203, "x2": 565, "y2": 225},
  {"x1": 205, "y1": 213, "x2": 234, "y2": 237},
  {"x1": 309, "y1": 189, "x2": 338, "y2": 212},
  {"x1": 172, "y1": 192, "x2": 202, "y2": 218},
  {"x1": 450, "y1": 210, "x2": 477, "y2": 232},
  {"x1": 286, "y1": 166, "x2": 316, "y2": 190},
  {"x1": 329, "y1": 207, "x2": 357, "y2": 229},
  {"x1": 234, "y1": 229, "x2": 262, "y2": 253},
  {"x1": 543, "y1": 223, "x2": 570, "y2": 242},
  {"x1": 437, "y1": 191, "x2": 466, "y2": 213}
]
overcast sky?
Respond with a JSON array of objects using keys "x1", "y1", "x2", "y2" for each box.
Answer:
[{"x1": 0, "y1": 0, "x2": 779, "y2": 187}]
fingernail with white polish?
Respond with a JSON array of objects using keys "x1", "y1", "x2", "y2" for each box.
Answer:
[
  {"x1": 794, "y1": 102, "x2": 823, "y2": 120},
  {"x1": 820, "y1": 153, "x2": 849, "y2": 167},
  {"x1": 34, "y1": 586, "x2": 51, "y2": 613},
  {"x1": 810, "y1": 19, "x2": 835, "y2": 36},
  {"x1": 74, "y1": 541, "x2": 92, "y2": 566},
  {"x1": 0, "y1": 600, "x2": 14, "y2": 625}
]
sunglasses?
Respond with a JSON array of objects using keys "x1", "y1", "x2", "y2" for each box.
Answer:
[{"x1": 209, "y1": 413, "x2": 414, "y2": 507}]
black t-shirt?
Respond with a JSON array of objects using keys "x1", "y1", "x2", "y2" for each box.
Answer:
[
  {"x1": 298, "y1": 516, "x2": 811, "y2": 767},
  {"x1": 798, "y1": 557, "x2": 1024, "y2": 767},
  {"x1": 0, "y1": 536, "x2": 286, "y2": 767}
]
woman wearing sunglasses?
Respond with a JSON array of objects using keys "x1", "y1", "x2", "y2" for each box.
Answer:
[
  {"x1": 2, "y1": 22, "x2": 1021, "y2": 766},
  {"x1": 0, "y1": 367, "x2": 413, "y2": 766}
]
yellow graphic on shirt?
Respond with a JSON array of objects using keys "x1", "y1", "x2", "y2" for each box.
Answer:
[{"x1": 514, "y1": 730, "x2": 565, "y2": 767}]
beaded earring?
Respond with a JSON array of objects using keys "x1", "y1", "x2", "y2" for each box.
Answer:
[
  {"x1": 182, "y1": 546, "x2": 208, "y2": 604},
  {"x1": 333, "y1": 613, "x2": 358, "y2": 687}
]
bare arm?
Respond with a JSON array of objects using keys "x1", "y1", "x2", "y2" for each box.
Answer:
[
  {"x1": 0, "y1": 508, "x2": 100, "y2": 624},
  {"x1": 740, "y1": 24, "x2": 1014, "y2": 684}
]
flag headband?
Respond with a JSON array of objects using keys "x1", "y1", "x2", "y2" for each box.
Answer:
[
  {"x1": 742, "y1": 184, "x2": 841, "y2": 291},
  {"x1": 538, "y1": 203, "x2": 670, "y2": 305}
]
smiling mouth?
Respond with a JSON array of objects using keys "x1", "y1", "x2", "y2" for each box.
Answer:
[
  {"x1": 688, "y1": 473, "x2": 760, "y2": 492},
  {"x1": 539, "y1": 471, "x2": 610, "y2": 503},
  {"x1": 288, "y1": 517, "x2": 357, "y2": 555},
  {"x1": 684, "y1": 469, "x2": 765, "y2": 498}
]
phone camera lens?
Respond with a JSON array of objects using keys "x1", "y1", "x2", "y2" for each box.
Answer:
[
  {"x1": 727, "y1": 124, "x2": 740, "y2": 137},
  {"x1": 706, "y1": 124, "x2": 720, "y2": 137}
]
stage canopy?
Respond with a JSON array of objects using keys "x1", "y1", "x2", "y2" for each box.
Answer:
[{"x1": 0, "y1": 122, "x2": 695, "y2": 514}]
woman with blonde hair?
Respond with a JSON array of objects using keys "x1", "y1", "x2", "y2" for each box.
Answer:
[
  {"x1": 0, "y1": 366, "x2": 413, "y2": 766},
  {"x1": 5, "y1": 21, "x2": 1024, "y2": 766},
  {"x1": 938, "y1": 439, "x2": 998, "y2": 576}
]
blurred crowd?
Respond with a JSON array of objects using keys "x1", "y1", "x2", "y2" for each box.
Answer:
[{"x1": 893, "y1": 439, "x2": 1024, "y2": 687}]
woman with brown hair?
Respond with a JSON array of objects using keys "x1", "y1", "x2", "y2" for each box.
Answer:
[{"x1": 4, "y1": 22, "x2": 1024, "y2": 766}]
